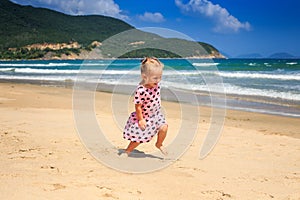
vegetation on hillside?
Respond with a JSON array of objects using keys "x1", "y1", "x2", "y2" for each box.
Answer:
[
  {"x1": 0, "y1": 0, "x2": 133, "y2": 47},
  {"x1": 0, "y1": 0, "x2": 134, "y2": 59},
  {"x1": 0, "y1": 0, "x2": 224, "y2": 59}
]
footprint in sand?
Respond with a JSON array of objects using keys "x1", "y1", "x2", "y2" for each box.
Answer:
[
  {"x1": 96, "y1": 186, "x2": 118, "y2": 198},
  {"x1": 52, "y1": 183, "x2": 66, "y2": 191}
]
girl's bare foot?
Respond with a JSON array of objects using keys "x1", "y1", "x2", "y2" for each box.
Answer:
[
  {"x1": 156, "y1": 144, "x2": 168, "y2": 156},
  {"x1": 120, "y1": 152, "x2": 129, "y2": 158}
]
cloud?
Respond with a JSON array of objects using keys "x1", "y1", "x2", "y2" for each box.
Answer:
[
  {"x1": 10, "y1": 0, "x2": 128, "y2": 20},
  {"x1": 175, "y1": 0, "x2": 251, "y2": 33},
  {"x1": 138, "y1": 12, "x2": 165, "y2": 23}
]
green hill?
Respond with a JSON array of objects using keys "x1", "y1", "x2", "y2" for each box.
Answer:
[
  {"x1": 0, "y1": 0, "x2": 133, "y2": 48},
  {"x1": 0, "y1": 0, "x2": 224, "y2": 59}
]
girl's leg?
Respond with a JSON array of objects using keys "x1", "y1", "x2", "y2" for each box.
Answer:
[
  {"x1": 155, "y1": 124, "x2": 168, "y2": 155},
  {"x1": 125, "y1": 141, "x2": 140, "y2": 155}
]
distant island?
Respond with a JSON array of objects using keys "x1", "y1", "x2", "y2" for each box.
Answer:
[
  {"x1": 235, "y1": 52, "x2": 297, "y2": 59},
  {"x1": 268, "y1": 52, "x2": 295, "y2": 59},
  {"x1": 0, "y1": 0, "x2": 225, "y2": 60}
]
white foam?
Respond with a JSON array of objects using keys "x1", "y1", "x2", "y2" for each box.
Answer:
[
  {"x1": 192, "y1": 62, "x2": 219, "y2": 67},
  {"x1": 0, "y1": 63, "x2": 76, "y2": 67},
  {"x1": 163, "y1": 81, "x2": 300, "y2": 101},
  {"x1": 222, "y1": 85, "x2": 300, "y2": 101},
  {"x1": 0, "y1": 62, "x2": 111, "y2": 67},
  {"x1": 219, "y1": 71, "x2": 300, "y2": 81},
  {"x1": 286, "y1": 62, "x2": 297, "y2": 65}
]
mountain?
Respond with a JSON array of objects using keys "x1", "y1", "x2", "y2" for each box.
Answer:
[
  {"x1": 0, "y1": 0, "x2": 224, "y2": 59},
  {"x1": 268, "y1": 52, "x2": 295, "y2": 59},
  {"x1": 0, "y1": 0, "x2": 133, "y2": 48}
]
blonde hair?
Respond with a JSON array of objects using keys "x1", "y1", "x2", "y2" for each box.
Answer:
[{"x1": 140, "y1": 57, "x2": 164, "y2": 75}]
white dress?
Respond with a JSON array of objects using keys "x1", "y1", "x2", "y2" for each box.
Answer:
[{"x1": 123, "y1": 83, "x2": 167, "y2": 143}]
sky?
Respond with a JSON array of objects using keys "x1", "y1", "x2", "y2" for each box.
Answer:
[{"x1": 9, "y1": 0, "x2": 300, "y2": 57}]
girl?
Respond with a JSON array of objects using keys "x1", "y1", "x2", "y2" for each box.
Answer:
[{"x1": 122, "y1": 57, "x2": 168, "y2": 157}]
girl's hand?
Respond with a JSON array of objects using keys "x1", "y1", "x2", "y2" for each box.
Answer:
[
  {"x1": 138, "y1": 119, "x2": 147, "y2": 130},
  {"x1": 135, "y1": 104, "x2": 146, "y2": 130}
]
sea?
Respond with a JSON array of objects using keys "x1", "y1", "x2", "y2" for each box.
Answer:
[{"x1": 0, "y1": 58, "x2": 299, "y2": 118}]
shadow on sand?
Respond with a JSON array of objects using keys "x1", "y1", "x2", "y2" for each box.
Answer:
[{"x1": 118, "y1": 149, "x2": 164, "y2": 160}]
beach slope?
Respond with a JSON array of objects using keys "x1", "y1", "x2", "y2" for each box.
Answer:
[{"x1": 0, "y1": 83, "x2": 299, "y2": 199}]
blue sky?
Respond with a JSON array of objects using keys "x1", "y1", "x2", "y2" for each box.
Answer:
[{"x1": 10, "y1": 0, "x2": 300, "y2": 57}]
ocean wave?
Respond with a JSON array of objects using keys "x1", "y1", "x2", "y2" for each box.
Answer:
[
  {"x1": 0, "y1": 75, "x2": 75, "y2": 81},
  {"x1": 286, "y1": 62, "x2": 298, "y2": 65},
  {"x1": 165, "y1": 80, "x2": 298, "y2": 101},
  {"x1": 2, "y1": 67, "x2": 299, "y2": 81},
  {"x1": 165, "y1": 82, "x2": 300, "y2": 101},
  {"x1": 222, "y1": 85, "x2": 300, "y2": 101},
  {"x1": 0, "y1": 68, "x2": 142, "y2": 75},
  {"x1": 248, "y1": 63, "x2": 258, "y2": 66},
  {"x1": 0, "y1": 67, "x2": 212, "y2": 76},
  {"x1": 0, "y1": 68, "x2": 16, "y2": 72},
  {"x1": 0, "y1": 63, "x2": 78, "y2": 67},
  {"x1": 264, "y1": 63, "x2": 272, "y2": 67},
  {"x1": 1, "y1": 74, "x2": 299, "y2": 101},
  {"x1": 219, "y1": 71, "x2": 300, "y2": 81},
  {"x1": 0, "y1": 62, "x2": 117, "y2": 67},
  {"x1": 0, "y1": 68, "x2": 78, "y2": 74},
  {"x1": 192, "y1": 63, "x2": 219, "y2": 67},
  {"x1": 165, "y1": 81, "x2": 300, "y2": 101}
]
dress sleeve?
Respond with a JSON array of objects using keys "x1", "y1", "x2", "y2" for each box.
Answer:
[{"x1": 134, "y1": 85, "x2": 144, "y2": 105}]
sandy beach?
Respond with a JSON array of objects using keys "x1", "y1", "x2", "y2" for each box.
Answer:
[{"x1": 0, "y1": 82, "x2": 299, "y2": 200}]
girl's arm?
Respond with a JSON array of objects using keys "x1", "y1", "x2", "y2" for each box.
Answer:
[{"x1": 135, "y1": 104, "x2": 146, "y2": 130}]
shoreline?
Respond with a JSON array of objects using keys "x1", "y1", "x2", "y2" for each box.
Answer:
[
  {"x1": 1, "y1": 80, "x2": 299, "y2": 138},
  {"x1": 1, "y1": 78, "x2": 299, "y2": 118}
]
